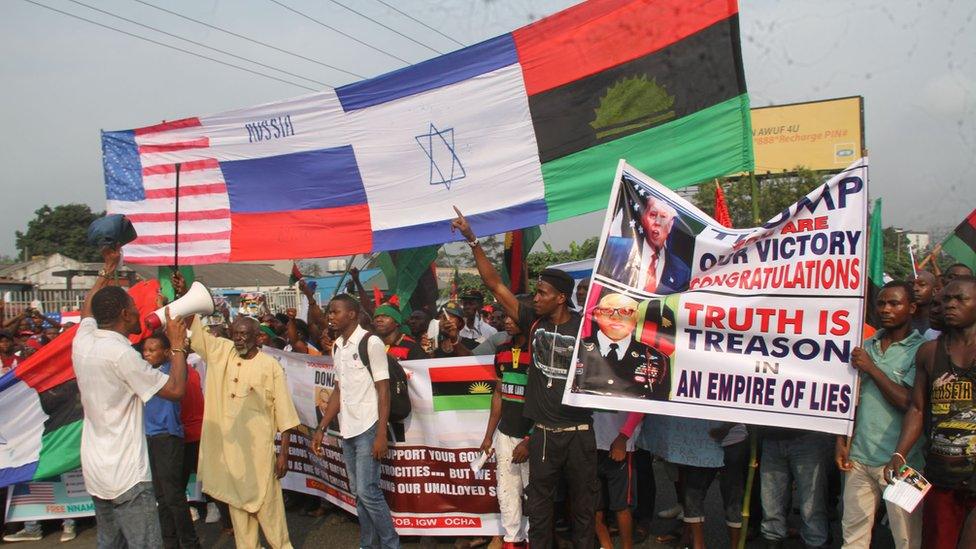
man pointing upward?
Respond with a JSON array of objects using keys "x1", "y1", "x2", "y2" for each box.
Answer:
[{"x1": 451, "y1": 207, "x2": 597, "y2": 549}]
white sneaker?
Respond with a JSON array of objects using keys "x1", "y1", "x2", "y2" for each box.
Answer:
[
  {"x1": 4, "y1": 528, "x2": 43, "y2": 542},
  {"x1": 60, "y1": 522, "x2": 76, "y2": 543},
  {"x1": 190, "y1": 506, "x2": 200, "y2": 521},
  {"x1": 205, "y1": 502, "x2": 221, "y2": 523},
  {"x1": 657, "y1": 504, "x2": 684, "y2": 519}
]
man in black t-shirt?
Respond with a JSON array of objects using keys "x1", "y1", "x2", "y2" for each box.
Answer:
[{"x1": 452, "y1": 207, "x2": 597, "y2": 549}]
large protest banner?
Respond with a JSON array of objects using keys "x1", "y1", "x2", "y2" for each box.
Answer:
[
  {"x1": 564, "y1": 159, "x2": 868, "y2": 435},
  {"x1": 264, "y1": 349, "x2": 508, "y2": 536}
]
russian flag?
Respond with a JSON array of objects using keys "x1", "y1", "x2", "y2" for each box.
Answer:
[{"x1": 103, "y1": 0, "x2": 751, "y2": 265}]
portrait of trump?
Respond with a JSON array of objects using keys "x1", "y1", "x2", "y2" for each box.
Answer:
[{"x1": 597, "y1": 187, "x2": 693, "y2": 295}]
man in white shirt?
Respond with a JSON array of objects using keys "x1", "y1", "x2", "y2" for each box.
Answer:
[
  {"x1": 459, "y1": 290, "x2": 497, "y2": 350},
  {"x1": 312, "y1": 294, "x2": 398, "y2": 548},
  {"x1": 72, "y1": 247, "x2": 189, "y2": 548}
]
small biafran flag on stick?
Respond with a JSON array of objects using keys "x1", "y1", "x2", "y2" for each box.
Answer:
[
  {"x1": 289, "y1": 262, "x2": 303, "y2": 285},
  {"x1": 504, "y1": 227, "x2": 541, "y2": 294}
]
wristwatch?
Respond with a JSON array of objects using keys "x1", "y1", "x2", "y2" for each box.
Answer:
[{"x1": 466, "y1": 239, "x2": 479, "y2": 248}]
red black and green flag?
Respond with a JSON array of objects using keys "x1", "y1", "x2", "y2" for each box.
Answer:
[
  {"x1": 942, "y1": 208, "x2": 976, "y2": 271},
  {"x1": 429, "y1": 364, "x2": 497, "y2": 412},
  {"x1": 524, "y1": 0, "x2": 753, "y2": 218},
  {"x1": 503, "y1": 227, "x2": 542, "y2": 294},
  {"x1": 0, "y1": 280, "x2": 162, "y2": 487},
  {"x1": 289, "y1": 262, "x2": 303, "y2": 285}
]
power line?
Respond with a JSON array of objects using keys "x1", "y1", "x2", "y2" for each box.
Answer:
[
  {"x1": 372, "y1": 0, "x2": 464, "y2": 47},
  {"x1": 266, "y1": 0, "x2": 411, "y2": 64},
  {"x1": 21, "y1": 0, "x2": 319, "y2": 92},
  {"x1": 65, "y1": 0, "x2": 330, "y2": 87},
  {"x1": 329, "y1": 0, "x2": 443, "y2": 54},
  {"x1": 129, "y1": 0, "x2": 364, "y2": 79}
]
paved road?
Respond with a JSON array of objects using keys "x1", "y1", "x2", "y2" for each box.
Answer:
[{"x1": 6, "y1": 461, "x2": 894, "y2": 548}]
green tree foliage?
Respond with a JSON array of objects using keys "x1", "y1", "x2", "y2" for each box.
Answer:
[
  {"x1": 525, "y1": 238, "x2": 599, "y2": 278},
  {"x1": 15, "y1": 204, "x2": 104, "y2": 262},
  {"x1": 692, "y1": 167, "x2": 827, "y2": 228},
  {"x1": 882, "y1": 227, "x2": 919, "y2": 281}
]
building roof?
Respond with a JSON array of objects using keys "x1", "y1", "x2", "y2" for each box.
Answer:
[{"x1": 126, "y1": 263, "x2": 290, "y2": 289}]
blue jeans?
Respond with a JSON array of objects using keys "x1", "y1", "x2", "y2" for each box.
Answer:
[
  {"x1": 341, "y1": 422, "x2": 399, "y2": 549},
  {"x1": 760, "y1": 432, "x2": 832, "y2": 547},
  {"x1": 91, "y1": 481, "x2": 163, "y2": 549}
]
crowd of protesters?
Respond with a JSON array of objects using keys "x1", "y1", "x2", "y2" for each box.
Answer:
[{"x1": 1, "y1": 237, "x2": 973, "y2": 548}]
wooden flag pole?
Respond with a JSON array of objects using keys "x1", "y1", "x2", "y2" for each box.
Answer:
[
  {"x1": 917, "y1": 243, "x2": 942, "y2": 270},
  {"x1": 174, "y1": 162, "x2": 182, "y2": 269}
]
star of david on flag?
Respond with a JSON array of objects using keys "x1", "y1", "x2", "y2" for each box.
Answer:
[{"x1": 416, "y1": 123, "x2": 466, "y2": 190}]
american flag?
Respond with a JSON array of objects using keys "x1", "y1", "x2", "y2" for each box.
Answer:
[
  {"x1": 10, "y1": 482, "x2": 55, "y2": 505},
  {"x1": 102, "y1": 117, "x2": 231, "y2": 265}
]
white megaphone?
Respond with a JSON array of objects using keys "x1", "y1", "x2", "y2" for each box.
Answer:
[{"x1": 144, "y1": 281, "x2": 215, "y2": 331}]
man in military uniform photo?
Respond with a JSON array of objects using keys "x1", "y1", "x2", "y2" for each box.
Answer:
[{"x1": 574, "y1": 292, "x2": 669, "y2": 400}]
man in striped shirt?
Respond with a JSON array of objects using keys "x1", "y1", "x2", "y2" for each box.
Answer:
[{"x1": 479, "y1": 314, "x2": 531, "y2": 548}]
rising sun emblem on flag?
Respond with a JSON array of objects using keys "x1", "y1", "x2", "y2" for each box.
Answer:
[
  {"x1": 415, "y1": 123, "x2": 466, "y2": 190},
  {"x1": 468, "y1": 381, "x2": 493, "y2": 395}
]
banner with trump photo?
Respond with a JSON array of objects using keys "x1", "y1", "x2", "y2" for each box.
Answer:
[{"x1": 565, "y1": 159, "x2": 868, "y2": 435}]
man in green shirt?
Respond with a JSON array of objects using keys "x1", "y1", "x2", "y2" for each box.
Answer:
[{"x1": 835, "y1": 280, "x2": 925, "y2": 549}]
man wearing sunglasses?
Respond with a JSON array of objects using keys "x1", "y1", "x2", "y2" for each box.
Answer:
[{"x1": 574, "y1": 292, "x2": 669, "y2": 400}]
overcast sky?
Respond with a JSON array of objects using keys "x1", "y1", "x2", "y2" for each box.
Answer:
[{"x1": 1, "y1": 0, "x2": 973, "y2": 260}]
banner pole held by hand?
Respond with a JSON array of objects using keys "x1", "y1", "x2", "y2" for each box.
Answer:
[{"x1": 174, "y1": 162, "x2": 181, "y2": 269}]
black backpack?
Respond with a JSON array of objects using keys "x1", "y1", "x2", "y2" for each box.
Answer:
[{"x1": 355, "y1": 332, "x2": 412, "y2": 423}]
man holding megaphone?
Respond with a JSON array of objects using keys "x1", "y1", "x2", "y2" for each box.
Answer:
[
  {"x1": 72, "y1": 246, "x2": 190, "y2": 548},
  {"x1": 171, "y1": 271, "x2": 301, "y2": 549}
]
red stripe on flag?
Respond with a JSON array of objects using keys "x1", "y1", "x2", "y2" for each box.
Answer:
[
  {"x1": 144, "y1": 183, "x2": 227, "y2": 199},
  {"x1": 133, "y1": 117, "x2": 202, "y2": 136},
  {"x1": 510, "y1": 230, "x2": 524, "y2": 293},
  {"x1": 142, "y1": 158, "x2": 219, "y2": 176},
  {"x1": 15, "y1": 324, "x2": 78, "y2": 393},
  {"x1": 965, "y1": 208, "x2": 976, "y2": 229},
  {"x1": 428, "y1": 364, "x2": 497, "y2": 383},
  {"x1": 132, "y1": 231, "x2": 232, "y2": 245},
  {"x1": 124, "y1": 253, "x2": 231, "y2": 265},
  {"x1": 138, "y1": 137, "x2": 210, "y2": 154},
  {"x1": 513, "y1": 0, "x2": 738, "y2": 95},
  {"x1": 125, "y1": 209, "x2": 231, "y2": 222},
  {"x1": 229, "y1": 205, "x2": 373, "y2": 261}
]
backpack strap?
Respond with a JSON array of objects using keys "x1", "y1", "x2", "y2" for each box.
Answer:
[{"x1": 358, "y1": 331, "x2": 374, "y2": 379}]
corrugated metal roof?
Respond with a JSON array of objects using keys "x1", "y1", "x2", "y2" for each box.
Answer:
[{"x1": 127, "y1": 263, "x2": 290, "y2": 288}]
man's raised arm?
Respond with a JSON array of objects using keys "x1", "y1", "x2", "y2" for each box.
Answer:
[
  {"x1": 450, "y1": 207, "x2": 520, "y2": 321},
  {"x1": 81, "y1": 247, "x2": 122, "y2": 319}
]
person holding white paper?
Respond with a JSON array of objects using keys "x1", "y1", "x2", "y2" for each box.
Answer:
[{"x1": 836, "y1": 281, "x2": 925, "y2": 549}]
